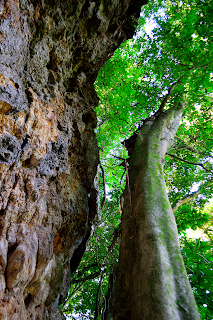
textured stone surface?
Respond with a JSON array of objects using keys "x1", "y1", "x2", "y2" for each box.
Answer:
[{"x1": 0, "y1": 0, "x2": 147, "y2": 318}]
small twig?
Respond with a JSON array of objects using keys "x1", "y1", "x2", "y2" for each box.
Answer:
[
  {"x1": 167, "y1": 153, "x2": 212, "y2": 172},
  {"x1": 100, "y1": 163, "x2": 106, "y2": 210}
]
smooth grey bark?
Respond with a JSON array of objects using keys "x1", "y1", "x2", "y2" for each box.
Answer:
[{"x1": 113, "y1": 105, "x2": 200, "y2": 320}]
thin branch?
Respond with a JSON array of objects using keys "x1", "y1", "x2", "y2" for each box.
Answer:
[
  {"x1": 66, "y1": 283, "x2": 84, "y2": 301},
  {"x1": 97, "y1": 111, "x2": 119, "y2": 127},
  {"x1": 71, "y1": 271, "x2": 101, "y2": 284},
  {"x1": 154, "y1": 78, "x2": 182, "y2": 117},
  {"x1": 112, "y1": 154, "x2": 127, "y2": 169},
  {"x1": 118, "y1": 116, "x2": 129, "y2": 126},
  {"x1": 179, "y1": 62, "x2": 211, "y2": 70},
  {"x1": 100, "y1": 163, "x2": 106, "y2": 210},
  {"x1": 167, "y1": 153, "x2": 212, "y2": 172},
  {"x1": 65, "y1": 224, "x2": 121, "y2": 305},
  {"x1": 125, "y1": 158, "x2": 133, "y2": 219},
  {"x1": 94, "y1": 272, "x2": 104, "y2": 320},
  {"x1": 80, "y1": 262, "x2": 100, "y2": 272},
  {"x1": 97, "y1": 118, "x2": 107, "y2": 127},
  {"x1": 66, "y1": 269, "x2": 106, "y2": 304},
  {"x1": 175, "y1": 136, "x2": 202, "y2": 155},
  {"x1": 120, "y1": 169, "x2": 126, "y2": 184},
  {"x1": 153, "y1": 64, "x2": 207, "y2": 118},
  {"x1": 108, "y1": 223, "x2": 121, "y2": 252},
  {"x1": 172, "y1": 190, "x2": 200, "y2": 213},
  {"x1": 195, "y1": 252, "x2": 211, "y2": 265},
  {"x1": 70, "y1": 262, "x2": 100, "y2": 281},
  {"x1": 104, "y1": 98, "x2": 107, "y2": 115},
  {"x1": 112, "y1": 155, "x2": 125, "y2": 161}
]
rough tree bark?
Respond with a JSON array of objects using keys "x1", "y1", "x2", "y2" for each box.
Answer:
[
  {"x1": 0, "y1": 0, "x2": 147, "y2": 318},
  {"x1": 114, "y1": 104, "x2": 200, "y2": 320}
]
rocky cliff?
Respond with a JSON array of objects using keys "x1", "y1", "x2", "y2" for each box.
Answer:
[{"x1": 0, "y1": 0, "x2": 147, "y2": 318}]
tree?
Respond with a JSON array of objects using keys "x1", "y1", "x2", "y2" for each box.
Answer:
[
  {"x1": 113, "y1": 102, "x2": 201, "y2": 319},
  {"x1": 113, "y1": 1, "x2": 213, "y2": 318},
  {"x1": 62, "y1": 0, "x2": 213, "y2": 318}
]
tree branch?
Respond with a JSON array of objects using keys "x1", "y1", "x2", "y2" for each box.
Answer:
[
  {"x1": 94, "y1": 271, "x2": 104, "y2": 320},
  {"x1": 167, "y1": 153, "x2": 212, "y2": 172},
  {"x1": 97, "y1": 111, "x2": 119, "y2": 127},
  {"x1": 195, "y1": 252, "x2": 211, "y2": 265},
  {"x1": 73, "y1": 262, "x2": 100, "y2": 277},
  {"x1": 71, "y1": 271, "x2": 101, "y2": 284},
  {"x1": 154, "y1": 78, "x2": 182, "y2": 117},
  {"x1": 179, "y1": 62, "x2": 211, "y2": 71},
  {"x1": 112, "y1": 155, "x2": 125, "y2": 161},
  {"x1": 108, "y1": 223, "x2": 121, "y2": 252},
  {"x1": 66, "y1": 268, "x2": 106, "y2": 303},
  {"x1": 172, "y1": 190, "x2": 200, "y2": 213},
  {"x1": 175, "y1": 136, "x2": 202, "y2": 155},
  {"x1": 65, "y1": 224, "x2": 121, "y2": 306},
  {"x1": 100, "y1": 163, "x2": 106, "y2": 210}
]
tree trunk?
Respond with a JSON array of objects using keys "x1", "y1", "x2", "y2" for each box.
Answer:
[{"x1": 114, "y1": 105, "x2": 200, "y2": 320}]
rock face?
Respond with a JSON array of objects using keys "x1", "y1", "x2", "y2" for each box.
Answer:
[{"x1": 0, "y1": 0, "x2": 146, "y2": 318}]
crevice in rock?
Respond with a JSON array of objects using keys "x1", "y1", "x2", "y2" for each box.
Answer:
[{"x1": 24, "y1": 293, "x2": 32, "y2": 309}]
